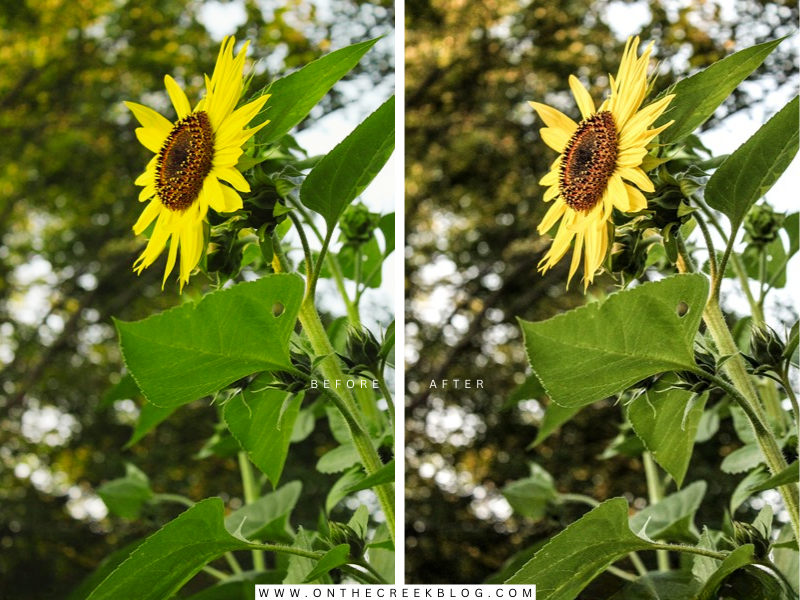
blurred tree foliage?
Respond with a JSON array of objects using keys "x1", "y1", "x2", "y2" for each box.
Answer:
[
  {"x1": 404, "y1": 0, "x2": 797, "y2": 589},
  {"x1": 0, "y1": 1, "x2": 392, "y2": 597}
]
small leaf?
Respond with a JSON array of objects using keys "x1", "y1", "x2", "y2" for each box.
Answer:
[
  {"x1": 283, "y1": 529, "x2": 322, "y2": 584},
  {"x1": 87, "y1": 499, "x2": 260, "y2": 600},
  {"x1": 224, "y1": 481, "x2": 302, "y2": 543},
  {"x1": 629, "y1": 481, "x2": 706, "y2": 543},
  {"x1": 730, "y1": 467, "x2": 769, "y2": 514},
  {"x1": 519, "y1": 274, "x2": 708, "y2": 407},
  {"x1": 224, "y1": 384, "x2": 303, "y2": 485},
  {"x1": 747, "y1": 460, "x2": 799, "y2": 493},
  {"x1": 345, "y1": 459, "x2": 395, "y2": 493},
  {"x1": 116, "y1": 274, "x2": 304, "y2": 408},
  {"x1": 628, "y1": 379, "x2": 708, "y2": 486},
  {"x1": 721, "y1": 444, "x2": 765, "y2": 474},
  {"x1": 303, "y1": 544, "x2": 350, "y2": 583},
  {"x1": 125, "y1": 401, "x2": 177, "y2": 449},
  {"x1": 705, "y1": 96, "x2": 799, "y2": 234},
  {"x1": 254, "y1": 38, "x2": 380, "y2": 145},
  {"x1": 502, "y1": 464, "x2": 558, "y2": 520},
  {"x1": 506, "y1": 498, "x2": 656, "y2": 597},
  {"x1": 99, "y1": 374, "x2": 141, "y2": 410},
  {"x1": 379, "y1": 212, "x2": 395, "y2": 256},
  {"x1": 97, "y1": 463, "x2": 152, "y2": 520},
  {"x1": 301, "y1": 96, "x2": 395, "y2": 230},
  {"x1": 317, "y1": 444, "x2": 361, "y2": 474},
  {"x1": 326, "y1": 467, "x2": 363, "y2": 514},
  {"x1": 655, "y1": 37, "x2": 788, "y2": 145},
  {"x1": 502, "y1": 373, "x2": 545, "y2": 410}
]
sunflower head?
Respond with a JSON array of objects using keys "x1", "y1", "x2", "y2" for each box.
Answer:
[
  {"x1": 125, "y1": 36, "x2": 271, "y2": 292},
  {"x1": 529, "y1": 36, "x2": 674, "y2": 290}
]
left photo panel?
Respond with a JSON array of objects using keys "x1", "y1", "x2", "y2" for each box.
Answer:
[{"x1": 0, "y1": 0, "x2": 395, "y2": 596}]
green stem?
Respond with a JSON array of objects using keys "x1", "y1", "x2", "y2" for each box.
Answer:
[
  {"x1": 239, "y1": 452, "x2": 266, "y2": 572},
  {"x1": 287, "y1": 210, "x2": 314, "y2": 295},
  {"x1": 693, "y1": 212, "x2": 717, "y2": 281},
  {"x1": 643, "y1": 452, "x2": 670, "y2": 572},
  {"x1": 351, "y1": 560, "x2": 389, "y2": 584},
  {"x1": 649, "y1": 542, "x2": 727, "y2": 561},
  {"x1": 311, "y1": 227, "x2": 335, "y2": 299},
  {"x1": 758, "y1": 249, "x2": 767, "y2": 309},
  {"x1": 696, "y1": 369, "x2": 799, "y2": 540},
  {"x1": 224, "y1": 551, "x2": 243, "y2": 575},
  {"x1": 151, "y1": 493, "x2": 195, "y2": 508},
  {"x1": 607, "y1": 566, "x2": 639, "y2": 582},
  {"x1": 375, "y1": 369, "x2": 396, "y2": 430},
  {"x1": 202, "y1": 565, "x2": 229, "y2": 581},
  {"x1": 780, "y1": 366, "x2": 800, "y2": 427}
]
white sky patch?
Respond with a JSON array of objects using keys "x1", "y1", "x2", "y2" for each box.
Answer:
[
  {"x1": 197, "y1": 0, "x2": 247, "y2": 40},
  {"x1": 605, "y1": 0, "x2": 652, "y2": 40}
]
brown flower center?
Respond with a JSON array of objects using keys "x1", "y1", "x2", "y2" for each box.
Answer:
[
  {"x1": 559, "y1": 111, "x2": 618, "y2": 212},
  {"x1": 155, "y1": 111, "x2": 214, "y2": 211}
]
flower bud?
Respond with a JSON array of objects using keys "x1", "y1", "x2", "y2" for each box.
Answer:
[
  {"x1": 327, "y1": 521, "x2": 366, "y2": 559},
  {"x1": 746, "y1": 325, "x2": 786, "y2": 375},
  {"x1": 271, "y1": 351, "x2": 312, "y2": 393},
  {"x1": 744, "y1": 204, "x2": 784, "y2": 247},
  {"x1": 732, "y1": 521, "x2": 771, "y2": 559},
  {"x1": 340, "y1": 326, "x2": 382, "y2": 376},
  {"x1": 340, "y1": 203, "x2": 380, "y2": 246}
]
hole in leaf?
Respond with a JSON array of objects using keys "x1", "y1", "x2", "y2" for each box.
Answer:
[
  {"x1": 272, "y1": 302, "x2": 285, "y2": 318},
  {"x1": 676, "y1": 301, "x2": 689, "y2": 318}
]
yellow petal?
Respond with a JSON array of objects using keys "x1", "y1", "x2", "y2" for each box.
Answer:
[
  {"x1": 540, "y1": 127, "x2": 571, "y2": 153},
  {"x1": 220, "y1": 183, "x2": 244, "y2": 212},
  {"x1": 543, "y1": 184, "x2": 559, "y2": 202},
  {"x1": 203, "y1": 175, "x2": 227, "y2": 213},
  {"x1": 538, "y1": 197, "x2": 567, "y2": 233},
  {"x1": 607, "y1": 174, "x2": 630, "y2": 212},
  {"x1": 164, "y1": 75, "x2": 192, "y2": 120},
  {"x1": 133, "y1": 198, "x2": 163, "y2": 234},
  {"x1": 619, "y1": 166, "x2": 655, "y2": 192},
  {"x1": 125, "y1": 102, "x2": 173, "y2": 138},
  {"x1": 625, "y1": 182, "x2": 648, "y2": 212},
  {"x1": 529, "y1": 101, "x2": 578, "y2": 136},
  {"x1": 135, "y1": 127, "x2": 167, "y2": 154},
  {"x1": 213, "y1": 166, "x2": 250, "y2": 192},
  {"x1": 569, "y1": 75, "x2": 596, "y2": 119}
]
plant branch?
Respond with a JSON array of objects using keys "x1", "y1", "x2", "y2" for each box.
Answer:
[
  {"x1": 239, "y1": 452, "x2": 266, "y2": 572},
  {"x1": 287, "y1": 210, "x2": 314, "y2": 295},
  {"x1": 643, "y1": 452, "x2": 670, "y2": 572}
]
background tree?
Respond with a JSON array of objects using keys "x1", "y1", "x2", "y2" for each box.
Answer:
[
  {"x1": 404, "y1": 0, "x2": 797, "y2": 590},
  {"x1": 0, "y1": 1, "x2": 393, "y2": 597}
]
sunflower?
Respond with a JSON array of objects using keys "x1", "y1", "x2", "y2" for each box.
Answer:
[
  {"x1": 529, "y1": 36, "x2": 674, "y2": 289},
  {"x1": 125, "y1": 36, "x2": 270, "y2": 291}
]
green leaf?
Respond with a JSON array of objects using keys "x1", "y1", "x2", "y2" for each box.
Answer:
[
  {"x1": 303, "y1": 544, "x2": 350, "y2": 583},
  {"x1": 721, "y1": 444, "x2": 765, "y2": 474},
  {"x1": 628, "y1": 380, "x2": 708, "y2": 487},
  {"x1": 345, "y1": 459, "x2": 395, "y2": 493},
  {"x1": 97, "y1": 463, "x2": 152, "y2": 520},
  {"x1": 317, "y1": 443, "x2": 361, "y2": 474},
  {"x1": 224, "y1": 481, "x2": 302, "y2": 543},
  {"x1": 693, "y1": 527, "x2": 723, "y2": 583},
  {"x1": 326, "y1": 467, "x2": 363, "y2": 514},
  {"x1": 655, "y1": 37, "x2": 788, "y2": 145},
  {"x1": 87, "y1": 499, "x2": 259, "y2": 600},
  {"x1": 116, "y1": 274, "x2": 304, "y2": 408},
  {"x1": 519, "y1": 274, "x2": 708, "y2": 407},
  {"x1": 348, "y1": 504, "x2": 370, "y2": 539},
  {"x1": 182, "y1": 572, "x2": 287, "y2": 600},
  {"x1": 367, "y1": 524, "x2": 395, "y2": 583},
  {"x1": 506, "y1": 498, "x2": 656, "y2": 596},
  {"x1": 283, "y1": 529, "x2": 324, "y2": 584},
  {"x1": 501, "y1": 463, "x2": 558, "y2": 521},
  {"x1": 747, "y1": 460, "x2": 799, "y2": 493},
  {"x1": 697, "y1": 544, "x2": 756, "y2": 600},
  {"x1": 379, "y1": 212, "x2": 395, "y2": 256},
  {"x1": 730, "y1": 467, "x2": 769, "y2": 514},
  {"x1": 705, "y1": 96, "x2": 799, "y2": 234},
  {"x1": 338, "y1": 237, "x2": 384, "y2": 288},
  {"x1": 502, "y1": 373, "x2": 545, "y2": 410},
  {"x1": 224, "y1": 383, "x2": 303, "y2": 485},
  {"x1": 629, "y1": 481, "x2": 706, "y2": 543},
  {"x1": 254, "y1": 38, "x2": 380, "y2": 145},
  {"x1": 125, "y1": 401, "x2": 177, "y2": 449},
  {"x1": 99, "y1": 374, "x2": 141, "y2": 410},
  {"x1": 67, "y1": 540, "x2": 145, "y2": 600},
  {"x1": 608, "y1": 570, "x2": 699, "y2": 600},
  {"x1": 773, "y1": 524, "x2": 800, "y2": 595},
  {"x1": 301, "y1": 96, "x2": 395, "y2": 230}
]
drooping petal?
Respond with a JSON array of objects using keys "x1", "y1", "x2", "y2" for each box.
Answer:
[
  {"x1": 529, "y1": 102, "x2": 578, "y2": 136},
  {"x1": 212, "y1": 165, "x2": 250, "y2": 192},
  {"x1": 618, "y1": 166, "x2": 655, "y2": 193},
  {"x1": 133, "y1": 198, "x2": 163, "y2": 234}
]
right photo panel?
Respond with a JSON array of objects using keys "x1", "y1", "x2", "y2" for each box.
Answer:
[{"x1": 405, "y1": 1, "x2": 799, "y2": 597}]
